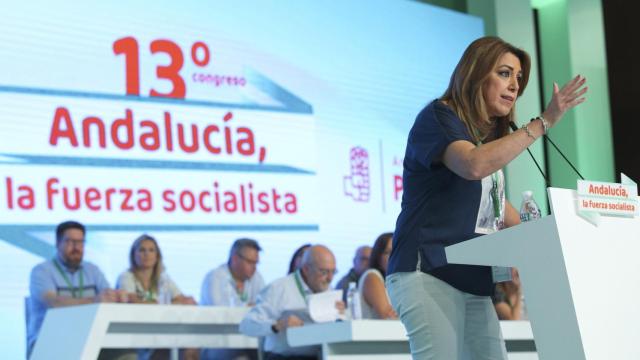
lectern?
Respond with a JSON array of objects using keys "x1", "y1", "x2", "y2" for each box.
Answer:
[{"x1": 446, "y1": 188, "x2": 640, "y2": 359}]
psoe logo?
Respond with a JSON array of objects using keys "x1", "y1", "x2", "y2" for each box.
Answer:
[{"x1": 343, "y1": 146, "x2": 369, "y2": 202}]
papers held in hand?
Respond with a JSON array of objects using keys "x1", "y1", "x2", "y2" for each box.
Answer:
[{"x1": 308, "y1": 290, "x2": 344, "y2": 322}]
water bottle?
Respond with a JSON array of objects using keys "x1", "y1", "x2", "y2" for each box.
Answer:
[
  {"x1": 519, "y1": 191, "x2": 542, "y2": 222},
  {"x1": 346, "y1": 282, "x2": 362, "y2": 320}
]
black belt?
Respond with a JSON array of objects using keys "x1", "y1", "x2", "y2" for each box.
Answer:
[{"x1": 264, "y1": 352, "x2": 318, "y2": 360}]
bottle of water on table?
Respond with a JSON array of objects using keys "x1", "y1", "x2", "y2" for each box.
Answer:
[
  {"x1": 346, "y1": 282, "x2": 362, "y2": 320},
  {"x1": 520, "y1": 190, "x2": 542, "y2": 222}
]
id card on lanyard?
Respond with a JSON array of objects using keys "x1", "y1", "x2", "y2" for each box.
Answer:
[
  {"x1": 230, "y1": 278, "x2": 248, "y2": 303},
  {"x1": 489, "y1": 171, "x2": 512, "y2": 283},
  {"x1": 53, "y1": 259, "x2": 84, "y2": 298}
]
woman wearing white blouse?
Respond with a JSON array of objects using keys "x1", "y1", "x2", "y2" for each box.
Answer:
[
  {"x1": 359, "y1": 233, "x2": 398, "y2": 319},
  {"x1": 116, "y1": 234, "x2": 198, "y2": 360},
  {"x1": 116, "y1": 234, "x2": 195, "y2": 305}
]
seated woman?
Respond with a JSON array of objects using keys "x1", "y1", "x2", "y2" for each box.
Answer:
[
  {"x1": 117, "y1": 234, "x2": 195, "y2": 305},
  {"x1": 359, "y1": 233, "x2": 397, "y2": 319},
  {"x1": 116, "y1": 234, "x2": 197, "y2": 360},
  {"x1": 287, "y1": 243, "x2": 311, "y2": 274},
  {"x1": 493, "y1": 267, "x2": 526, "y2": 320}
]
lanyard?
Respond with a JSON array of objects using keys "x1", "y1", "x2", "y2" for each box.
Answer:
[
  {"x1": 490, "y1": 171, "x2": 506, "y2": 232},
  {"x1": 477, "y1": 141, "x2": 502, "y2": 221},
  {"x1": 142, "y1": 290, "x2": 154, "y2": 302},
  {"x1": 491, "y1": 172, "x2": 501, "y2": 219},
  {"x1": 293, "y1": 270, "x2": 308, "y2": 304},
  {"x1": 135, "y1": 277, "x2": 155, "y2": 301},
  {"x1": 232, "y1": 280, "x2": 248, "y2": 303},
  {"x1": 53, "y1": 259, "x2": 83, "y2": 298}
]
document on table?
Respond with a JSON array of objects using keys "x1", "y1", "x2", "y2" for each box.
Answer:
[{"x1": 308, "y1": 289, "x2": 344, "y2": 322}]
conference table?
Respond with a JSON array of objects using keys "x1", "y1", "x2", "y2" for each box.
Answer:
[
  {"x1": 287, "y1": 319, "x2": 537, "y2": 360},
  {"x1": 31, "y1": 303, "x2": 536, "y2": 360},
  {"x1": 29, "y1": 303, "x2": 256, "y2": 360}
]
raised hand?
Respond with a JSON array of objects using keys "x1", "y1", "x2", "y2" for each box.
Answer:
[{"x1": 542, "y1": 75, "x2": 588, "y2": 127}]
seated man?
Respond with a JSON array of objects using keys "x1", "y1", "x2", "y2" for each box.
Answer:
[
  {"x1": 201, "y1": 238, "x2": 265, "y2": 360},
  {"x1": 27, "y1": 221, "x2": 122, "y2": 357},
  {"x1": 493, "y1": 267, "x2": 526, "y2": 320},
  {"x1": 240, "y1": 245, "x2": 341, "y2": 360},
  {"x1": 335, "y1": 245, "x2": 371, "y2": 295},
  {"x1": 201, "y1": 238, "x2": 265, "y2": 306}
]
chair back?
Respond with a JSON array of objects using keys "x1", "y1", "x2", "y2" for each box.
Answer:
[{"x1": 25, "y1": 296, "x2": 32, "y2": 359}]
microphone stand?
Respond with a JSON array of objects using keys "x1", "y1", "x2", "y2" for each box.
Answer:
[
  {"x1": 509, "y1": 120, "x2": 586, "y2": 187},
  {"x1": 509, "y1": 121, "x2": 550, "y2": 188}
]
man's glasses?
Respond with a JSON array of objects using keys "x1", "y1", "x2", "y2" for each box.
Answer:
[
  {"x1": 237, "y1": 252, "x2": 259, "y2": 266},
  {"x1": 312, "y1": 266, "x2": 338, "y2": 277},
  {"x1": 64, "y1": 239, "x2": 85, "y2": 247}
]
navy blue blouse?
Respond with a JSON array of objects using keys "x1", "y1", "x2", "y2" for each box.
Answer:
[{"x1": 388, "y1": 100, "x2": 494, "y2": 296}]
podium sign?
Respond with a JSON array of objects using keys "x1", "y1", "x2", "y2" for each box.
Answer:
[{"x1": 577, "y1": 180, "x2": 638, "y2": 217}]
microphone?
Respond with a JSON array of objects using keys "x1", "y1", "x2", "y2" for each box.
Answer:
[
  {"x1": 509, "y1": 121, "x2": 550, "y2": 187},
  {"x1": 509, "y1": 121, "x2": 585, "y2": 186}
]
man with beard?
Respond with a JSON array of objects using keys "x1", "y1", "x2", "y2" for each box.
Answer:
[
  {"x1": 240, "y1": 245, "x2": 343, "y2": 360},
  {"x1": 27, "y1": 221, "x2": 120, "y2": 357}
]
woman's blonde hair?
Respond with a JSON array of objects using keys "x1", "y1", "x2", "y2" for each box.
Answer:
[
  {"x1": 129, "y1": 234, "x2": 164, "y2": 293},
  {"x1": 441, "y1": 36, "x2": 531, "y2": 143}
]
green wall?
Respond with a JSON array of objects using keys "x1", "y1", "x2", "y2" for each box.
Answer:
[
  {"x1": 420, "y1": 0, "x2": 615, "y2": 210},
  {"x1": 537, "y1": 0, "x2": 614, "y2": 186}
]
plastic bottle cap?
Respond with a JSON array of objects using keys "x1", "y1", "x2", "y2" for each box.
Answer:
[{"x1": 522, "y1": 190, "x2": 533, "y2": 199}]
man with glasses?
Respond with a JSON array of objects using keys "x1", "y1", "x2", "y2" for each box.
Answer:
[
  {"x1": 27, "y1": 220, "x2": 121, "y2": 357},
  {"x1": 335, "y1": 245, "x2": 372, "y2": 298},
  {"x1": 201, "y1": 238, "x2": 265, "y2": 307},
  {"x1": 201, "y1": 238, "x2": 266, "y2": 359},
  {"x1": 240, "y1": 245, "x2": 343, "y2": 360}
]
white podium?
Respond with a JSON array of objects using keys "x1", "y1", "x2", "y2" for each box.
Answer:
[
  {"x1": 30, "y1": 304, "x2": 256, "y2": 360},
  {"x1": 446, "y1": 187, "x2": 640, "y2": 359}
]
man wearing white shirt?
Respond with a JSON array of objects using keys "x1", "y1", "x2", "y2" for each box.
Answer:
[
  {"x1": 201, "y1": 238, "x2": 265, "y2": 360},
  {"x1": 201, "y1": 238, "x2": 265, "y2": 306},
  {"x1": 240, "y1": 245, "x2": 341, "y2": 360}
]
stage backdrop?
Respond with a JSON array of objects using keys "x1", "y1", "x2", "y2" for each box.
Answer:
[{"x1": 0, "y1": 0, "x2": 482, "y2": 356}]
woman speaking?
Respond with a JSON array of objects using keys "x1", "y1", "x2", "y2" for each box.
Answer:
[{"x1": 386, "y1": 36, "x2": 587, "y2": 359}]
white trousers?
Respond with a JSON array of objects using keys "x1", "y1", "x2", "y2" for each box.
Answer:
[{"x1": 386, "y1": 271, "x2": 507, "y2": 360}]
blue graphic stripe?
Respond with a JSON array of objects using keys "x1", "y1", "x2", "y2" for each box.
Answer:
[
  {"x1": 0, "y1": 226, "x2": 55, "y2": 258},
  {"x1": 0, "y1": 82, "x2": 313, "y2": 114},
  {"x1": 0, "y1": 223, "x2": 319, "y2": 259},
  {"x1": 88, "y1": 224, "x2": 320, "y2": 232},
  {"x1": 1, "y1": 224, "x2": 319, "y2": 232},
  {"x1": 0, "y1": 154, "x2": 314, "y2": 174},
  {"x1": 244, "y1": 68, "x2": 313, "y2": 114}
]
